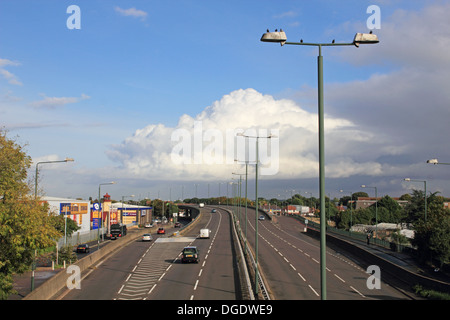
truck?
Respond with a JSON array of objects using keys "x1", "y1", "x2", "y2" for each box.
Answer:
[
  {"x1": 199, "y1": 228, "x2": 210, "y2": 239},
  {"x1": 110, "y1": 223, "x2": 127, "y2": 239}
]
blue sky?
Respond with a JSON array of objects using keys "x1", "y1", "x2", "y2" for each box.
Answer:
[{"x1": 2, "y1": 1, "x2": 450, "y2": 201}]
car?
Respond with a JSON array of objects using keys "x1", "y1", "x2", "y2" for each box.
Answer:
[
  {"x1": 144, "y1": 223, "x2": 153, "y2": 228},
  {"x1": 157, "y1": 227, "x2": 165, "y2": 234},
  {"x1": 142, "y1": 233, "x2": 153, "y2": 241},
  {"x1": 181, "y1": 246, "x2": 199, "y2": 263},
  {"x1": 76, "y1": 244, "x2": 90, "y2": 253},
  {"x1": 174, "y1": 222, "x2": 181, "y2": 228},
  {"x1": 211, "y1": 209, "x2": 217, "y2": 213},
  {"x1": 259, "y1": 215, "x2": 265, "y2": 221}
]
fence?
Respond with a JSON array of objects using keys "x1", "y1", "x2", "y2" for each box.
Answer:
[{"x1": 56, "y1": 222, "x2": 136, "y2": 248}]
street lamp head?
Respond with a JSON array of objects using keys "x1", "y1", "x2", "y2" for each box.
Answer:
[
  {"x1": 353, "y1": 32, "x2": 379, "y2": 47},
  {"x1": 404, "y1": 178, "x2": 411, "y2": 181},
  {"x1": 64, "y1": 157, "x2": 75, "y2": 162},
  {"x1": 261, "y1": 29, "x2": 287, "y2": 46},
  {"x1": 427, "y1": 158, "x2": 439, "y2": 164}
]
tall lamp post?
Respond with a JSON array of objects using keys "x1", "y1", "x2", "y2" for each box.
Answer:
[
  {"x1": 237, "y1": 132, "x2": 275, "y2": 296},
  {"x1": 403, "y1": 178, "x2": 427, "y2": 221},
  {"x1": 339, "y1": 189, "x2": 354, "y2": 233},
  {"x1": 34, "y1": 158, "x2": 74, "y2": 199},
  {"x1": 261, "y1": 29, "x2": 378, "y2": 300},
  {"x1": 361, "y1": 185, "x2": 378, "y2": 241},
  {"x1": 98, "y1": 181, "x2": 116, "y2": 245}
]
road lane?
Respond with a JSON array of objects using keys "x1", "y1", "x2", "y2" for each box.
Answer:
[
  {"x1": 149, "y1": 207, "x2": 238, "y2": 300},
  {"x1": 61, "y1": 207, "x2": 240, "y2": 300},
  {"x1": 240, "y1": 207, "x2": 410, "y2": 300}
]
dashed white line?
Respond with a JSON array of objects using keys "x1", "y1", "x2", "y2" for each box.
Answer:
[
  {"x1": 297, "y1": 273, "x2": 306, "y2": 281},
  {"x1": 308, "y1": 285, "x2": 319, "y2": 296},
  {"x1": 350, "y1": 286, "x2": 366, "y2": 298},
  {"x1": 334, "y1": 274, "x2": 346, "y2": 283}
]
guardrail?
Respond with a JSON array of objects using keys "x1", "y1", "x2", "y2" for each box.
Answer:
[{"x1": 223, "y1": 205, "x2": 270, "y2": 300}]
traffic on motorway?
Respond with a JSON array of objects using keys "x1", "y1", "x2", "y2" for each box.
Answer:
[{"x1": 59, "y1": 204, "x2": 415, "y2": 302}]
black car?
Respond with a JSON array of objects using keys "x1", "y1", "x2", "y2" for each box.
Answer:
[
  {"x1": 76, "y1": 244, "x2": 90, "y2": 253},
  {"x1": 181, "y1": 246, "x2": 199, "y2": 263}
]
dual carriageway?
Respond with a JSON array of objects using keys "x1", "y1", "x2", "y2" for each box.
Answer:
[{"x1": 58, "y1": 205, "x2": 411, "y2": 300}]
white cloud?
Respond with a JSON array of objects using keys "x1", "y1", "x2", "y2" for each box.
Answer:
[
  {"x1": 30, "y1": 93, "x2": 90, "y2": 109},
  {"x1": 325, "y1": 2, "x2": 450, "y2": 167},
  {"x1": 0, "y1": 58, "x2": 22, "y2": 86},
  {"x1": 107, "y1": 88, "x2": 398, "y2": 181},
  {"x1": 114, "y1": 6, "x2": 148, "y2": 20}
]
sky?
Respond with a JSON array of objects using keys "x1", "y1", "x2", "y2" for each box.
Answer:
[{"x1": 2, "y1": 0, "x2": 450, "y2": 202}]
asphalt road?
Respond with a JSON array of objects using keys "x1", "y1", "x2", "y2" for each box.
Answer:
[
  {"x1": 58, "y1": 207, "x2": 239, "y2": 300},
  {"x1": 237, "y1": 207, "x2": 411, "y2": 300}
]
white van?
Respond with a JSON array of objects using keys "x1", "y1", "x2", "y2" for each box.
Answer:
[{"x1": 199, "y1": 228, "x2": 210, "y2": 239}]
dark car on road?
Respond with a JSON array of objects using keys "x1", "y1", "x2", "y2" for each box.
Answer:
[
  {"x1": 76, "y1": 244, "x2": 90, "y2": 253},
  {"x1": 181, "y1": 246, "x2": 199, "y2": 263}
]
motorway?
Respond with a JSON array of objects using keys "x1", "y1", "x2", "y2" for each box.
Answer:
[
  {"x1": 237, "y1": 206, "x2": 411, "y2": 300},
  {"x1": 58, "y1": 207, "x2": 240, "y2": 300},
  {"x1": 58, "y1": 205, "x2": 411, "y2": 300}
]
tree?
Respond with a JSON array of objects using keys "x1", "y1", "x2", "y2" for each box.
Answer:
[
  {"x1": 0, "y1": 131, "x2": 61, "y2": 299},
  {"x1": 412, "y1": 207, "x2": 450, "y2": 268}
]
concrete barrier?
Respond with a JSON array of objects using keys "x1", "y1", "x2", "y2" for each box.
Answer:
[{"x1": 306, "y1": 227, "x2": 450, "y2": 294}]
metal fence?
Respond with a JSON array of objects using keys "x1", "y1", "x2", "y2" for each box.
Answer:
[{"x1": 56, "y1": 223, "x2": 136, "y2": 248}]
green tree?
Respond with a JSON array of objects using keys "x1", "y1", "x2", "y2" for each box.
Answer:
[
  {"x1": 0, "y1": 131, "x2": 61, "y2": 299},
  {"x1": 412, "y1": 207, "x2": 450, "y2": 268},
  {"x1": 376, "y1": 195, "x2": 405, "y2": 223}
]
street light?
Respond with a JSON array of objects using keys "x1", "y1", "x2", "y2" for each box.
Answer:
[
  {"x1": 261, "y1": 29, "x2": 378, "y2": 300},
  {"x1": 98, "y1": 181, "x2": 116, "y2": 246},
  {"x1": 361, "y1": 185, "x2": 378, "y2": 240},
  {"x1": 403, "y1": 178, "x2": 427, "y2": 221},
  {"x1": 339, "y1": 189, "x2": 354, "y2": 233},
  {"x1": 237, "y1": 132, "x2": 275, "y2": 296},
  {"x1": 34, "y1": 158, "x2": 74, "y2": 198},
  {"x1": 427, "y1": 158, "x2": 450, "y2": 165}
]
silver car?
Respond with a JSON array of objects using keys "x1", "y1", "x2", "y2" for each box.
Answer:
[{"x1": 142, "y1": 233, "x2": 153, "y2": 241}]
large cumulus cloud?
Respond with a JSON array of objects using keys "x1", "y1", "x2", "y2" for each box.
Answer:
[{"x1": 106, "y1": 88, "x2": 400, "y2": 181}]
